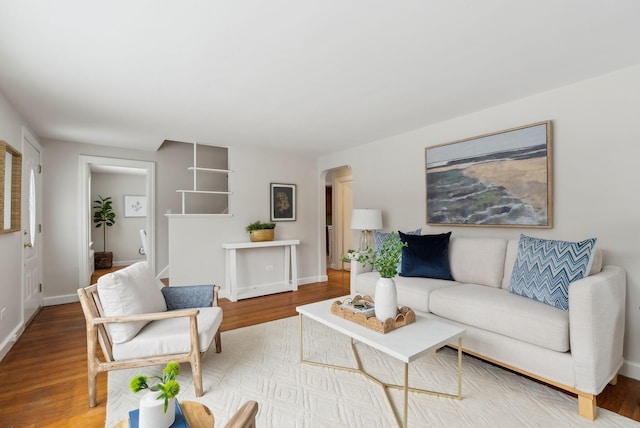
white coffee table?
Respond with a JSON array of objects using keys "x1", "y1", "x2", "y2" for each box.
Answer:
[{"x1": 296, "y1": 297, "x2": 465, "y2": 428}]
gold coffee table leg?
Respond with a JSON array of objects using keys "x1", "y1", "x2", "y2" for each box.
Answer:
[{"x1": 299, "y1": 316, "x2": 463, "y2": 428}]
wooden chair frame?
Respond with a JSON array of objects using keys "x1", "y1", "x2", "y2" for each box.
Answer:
[
  {"x1": 77, "y1": 284, "x2": 222, "y2": 407},
  {"x1": 225, "y1": 400, "x2": 259, "y2": 428}
]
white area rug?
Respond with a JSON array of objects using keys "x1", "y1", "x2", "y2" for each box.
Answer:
[{"x1": 106, "y1": 316, "x2": 637, "y2": 427}]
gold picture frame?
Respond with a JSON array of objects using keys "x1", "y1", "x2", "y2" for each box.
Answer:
[{"x1": 425, "y1": 121, "x2": 552, "y2": 228}]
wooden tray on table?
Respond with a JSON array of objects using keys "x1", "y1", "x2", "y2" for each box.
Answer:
[{"x1": 331, "y1": 295, "x2": 416, "y2": 334}]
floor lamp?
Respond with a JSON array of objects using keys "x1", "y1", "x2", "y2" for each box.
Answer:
[{"x1": 351, "y1": 209, "x2": 382, "y2": 250}]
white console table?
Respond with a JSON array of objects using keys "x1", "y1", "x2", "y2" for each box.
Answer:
[{"x1": 221, "y1": 239, "x2": 300, "y2": 302}]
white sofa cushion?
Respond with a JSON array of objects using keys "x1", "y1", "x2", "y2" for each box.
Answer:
[
  {"x1": 97, "y1": 262, "x2": 167, "y2": 344},
  {"x1": 112, "y1": 306, "x2": 222, "y2": 360},
  {"x1": 448, "y1": 238, "x2": 507, "y2": 288},
  {"x1": 430, "y1": 284, "x2": 570, "y2": 352},
  {"x1": 354, "y1": 271, "x2": 454, "y2": 313}
]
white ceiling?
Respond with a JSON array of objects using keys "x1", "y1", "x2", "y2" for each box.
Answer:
[{"x1": 0, "y1": 1, "x2": 639, "y2": 156}]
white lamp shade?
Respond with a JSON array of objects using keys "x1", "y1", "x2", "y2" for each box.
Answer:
[{"x1": 351, "y1": 209, "x2": 383, "y2": 230}]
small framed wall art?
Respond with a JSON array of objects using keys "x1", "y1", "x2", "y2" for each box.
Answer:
[
  {"x1": 124, "y1": 195, "x2": 147, "y2": 218},
  {"x1": 425, "y1": 121, "x2": 553, "y2": 228},
  {"x1": 270, "y1": 183, "x2": 296, "y2": 221}
]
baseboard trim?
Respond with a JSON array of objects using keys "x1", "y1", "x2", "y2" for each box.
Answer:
[
  {"x1": 0, "y1": 323, "x2": 25, "y2": 362},
  {"x1": 299, "y1": 275, "x2": 328, "y2": 285},
  {"x1": 218, "y1": 275, "x2": 331, "y2": 301},
  {"x1": 620, "y1": 359, "x2": 640, "y2": 381},
  {"x1": 43, "y1": 293, "x2": 79, "y2": 306}
]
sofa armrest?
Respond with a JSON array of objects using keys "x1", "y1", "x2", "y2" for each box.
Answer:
[
  {"x1": 161, "y1": 284, "x2": 219, "y2": 310},
  {"x1": 569, "y1": 265, "x2": 626, "y2": 394},
  {"x1": 350, "y1": 260, "x2": 373, "y2": 295}
]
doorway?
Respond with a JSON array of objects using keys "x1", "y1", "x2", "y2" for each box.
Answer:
[
  {"x1": 323, "y1": 166, "x2": 352, "y2": 273},
  {"x1": 78, "y1": 156, "x2": 155, "y2": 287}
]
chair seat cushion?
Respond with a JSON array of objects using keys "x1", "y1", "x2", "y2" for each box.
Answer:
[{"x1": 112, "y1": 307, "x2": 223, "y2": 360}]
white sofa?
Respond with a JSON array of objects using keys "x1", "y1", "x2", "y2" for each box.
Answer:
[{"x1": 350, "y1": 236, "x2": 626, "y2": 420}]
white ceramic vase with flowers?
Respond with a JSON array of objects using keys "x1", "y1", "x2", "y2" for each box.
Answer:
[
  {"x1": 349, "y1": 232, "x2": 406, "y2": 322},
  {"x1": 130, "y1": 362, "x2": 181, "y2": 428}
]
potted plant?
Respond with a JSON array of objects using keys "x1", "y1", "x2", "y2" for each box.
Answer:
[
  {"x1": 349, "y1": 232, "x2": 406, "y2": 322},
  {"x1": 130, "y1": 362, "x2": 181, "y2": 428},
  {"x1": 93, "y1": 195, "x2": 116, "y2": 269},
  {"x1": 246, "y1": 220, "x2": 276, "y2": 242}
]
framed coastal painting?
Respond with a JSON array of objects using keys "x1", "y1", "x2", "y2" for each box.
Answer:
[
  {"x1": 425, "y1": 121, "x2": 552, "y2": 228},
  {"x1": 270, "y1": 183, "x2": 296, "y2": 221}
]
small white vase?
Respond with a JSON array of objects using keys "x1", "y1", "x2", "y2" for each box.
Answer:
[
  {"x1": 374, "y1": 277, "x2": 398, "y2": 322},
  {"x1": 139, "y1": 390, "x2": 176, "y2": 428}
]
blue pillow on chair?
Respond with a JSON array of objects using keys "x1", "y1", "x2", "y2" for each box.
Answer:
[{"x1": 399, "y1": 231, "x2": 453, "y2": 280}]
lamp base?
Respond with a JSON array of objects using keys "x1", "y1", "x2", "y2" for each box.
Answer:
[{"x1": 359, "y1": 230, "x2": 374, "y2": 250}]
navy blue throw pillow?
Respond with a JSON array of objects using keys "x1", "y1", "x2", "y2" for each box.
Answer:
[{"x1": 399, "y1": 231, "x2": 453, "y2": 280}]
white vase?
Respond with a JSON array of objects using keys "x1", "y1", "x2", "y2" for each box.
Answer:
[
  {"x1": 139, "y1": 390, "x2": 176, "y2": 428},
  {"x1": 374, "y1": 277, "x2": 398, "y2": 322}
]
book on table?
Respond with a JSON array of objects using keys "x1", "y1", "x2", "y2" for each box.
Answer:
[{"x1": 340, "y1": 298, "x2": 375, "y2": 318}]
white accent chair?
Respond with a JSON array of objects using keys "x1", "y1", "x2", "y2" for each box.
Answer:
[{"x1": 77, "y1": 261, "x2": 223, "y2": 407}]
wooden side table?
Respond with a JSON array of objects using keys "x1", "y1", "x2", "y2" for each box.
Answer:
[{"x1": 113, "y1": 401, "x2": 214, "y2": 428}]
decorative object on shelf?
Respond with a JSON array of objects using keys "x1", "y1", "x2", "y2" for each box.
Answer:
[
  {"x1": 270, "y1": 183, "x2": 296, "y2": 221},
  {"x1": 130, "y1": 362, "x2": 181, "y2": 428},
  {"x1": 93, "y1": 194, "x2": 116, "y2": 269},
  {"x1": 348, "y1": 232, "x2": 407, "y2": 322},
  {"x1": 124, "y1": 195, "x2": 147, "y2": 217},
  {"x1": 350, "y1": 208, "x2": 382, "y2": 250},
  {"x1": 426, "y1": 120, "x2": 552, "y2": 227},
  {"x1": 245, "y1": 220, "x2": 276, "y2": 242},
  {"x1": 331, "y1": 296, "x2": 416, "y2": 334}
]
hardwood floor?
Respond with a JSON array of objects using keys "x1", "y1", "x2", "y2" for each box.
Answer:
[{"x1": 0, "y1": 269, "x2": 637, "y2": 427}]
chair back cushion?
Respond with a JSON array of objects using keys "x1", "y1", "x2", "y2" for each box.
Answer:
[{"x1": 97, "y1": 262, "x2": 167, "y2": 344}]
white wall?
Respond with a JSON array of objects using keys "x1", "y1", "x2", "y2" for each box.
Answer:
[
  {"x1": 318, "y1": 64, "x2": 640, "y2": 378},
  {"x1": 42, "y1": 140, "x2": 159, "y2": 302},
  {"x1": 39, "y1": 139, "x2": 320, "y2": 303},
  {"x1": 168, "y1": 145, "x2": 322, "y2": 292},
  {"x1": 0, "y1": 90, "x2": 35, "y2": 359},
  {"x1": 91, "y1": 172, "x2": 146, "y2": 264}
]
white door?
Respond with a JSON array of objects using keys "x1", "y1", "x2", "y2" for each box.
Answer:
[
  {"x1": 341, "y1": 181, "x2": 353, "y2": 270},
  {"x1": 333, "y1": 175, "x2": 353, "y2": 270},
  {"x1": 22, "y1": 132, "x2": 42, "y2": 323}
]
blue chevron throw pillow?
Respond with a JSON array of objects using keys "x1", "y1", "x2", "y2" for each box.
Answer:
[{"x1": 509, "y1": 234, "x2": 597, "y2": 311}]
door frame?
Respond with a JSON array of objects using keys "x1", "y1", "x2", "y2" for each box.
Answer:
[
  {"x1": 21, "y1": 126, "x2": 43, "y2": 324},
  {"x1": 78, "y1": 156, "x2": 155, "y2": 287}
]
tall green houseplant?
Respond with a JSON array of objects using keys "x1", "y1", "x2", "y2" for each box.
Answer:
[{"x1": 93, "y1": 195, "x2": 116, "y2": 269}]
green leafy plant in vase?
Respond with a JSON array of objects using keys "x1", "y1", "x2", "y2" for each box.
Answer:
[
  {"x1": 246, "y1": 220, "x2": 276, "y2": 242},
  {"x1": 347, "y1": 232, "x2": 407, "y2": 322},
  {"x1": 92, "y1": 195, "x2": 116, "y2": 269},
  {"x1": 130, "y1": 361, "x2": 181, "y2": 428},
  {"x1": 347, "y1": 232, "x2": 406, "y2": 278}
]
